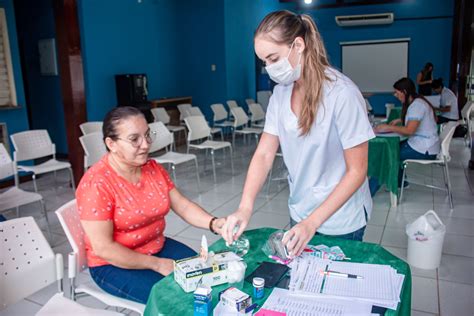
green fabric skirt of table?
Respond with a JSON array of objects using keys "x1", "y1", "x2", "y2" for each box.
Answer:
[
  {"x1": 144, "y1": 228, "x2": 411, "y2": 316},
  {"x1": 368, "y1": 137, "x2": 401, "y2": 195}
]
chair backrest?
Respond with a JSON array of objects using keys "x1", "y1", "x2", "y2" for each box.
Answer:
[
  {"x1": 226, "y1": 100, "x2": 238, "y2": 109},
  {"x1": 460, "y1": 101, "x2": 473, "y2": 122},
  {"x1": 245, "y1": 98, "x2": 256, "y2": 106},
  {"x1": 231, "y1": 107, "x2": 249, "y2": 128},
  {"x1": 185, "y1": 116, "x2": 211, "y2": 142},
  {"x1": 79, "y1": 132, "x2": 107, "y2": 169},
  {"x1": 439, "y1": 121, "x2": 459, "y2": 161},
  {"x1": 0, "y1": 217, "x2": 58, "y2": 309},
  {"x1": 148, "y1": 122, "x2": 173, "y2": 153},
  {"x1": 188, "y1": 107, "x2": 204, "y2": 117},
  {"x1": 385, "y1": 103, "x2": 395, "y2": 119},
  {"x1": 248, "y1": 103, "x2": 265, "y2": 122},
  {"x1": 364, "y1": 98, "x2": 373, "y2": 112},
  {"x1": 10, "y1": 130, "x2": 55, "y2": 162},
  {"x1": 211, "y1": 103, "x2": 228, "y2": 122},
  {"x1": 79, "y1": 122, "x2": 103, "y2": 135},
  {"x1": 0, "y1": 143, "x2": 15, "y2": 181},
  {"x1": 55, "y1": 199, "x2": 88, "y2": 275},
  {"x1": 150, "y1": 107, "x2": 170, "y2": 124},
  {"x1": 177, "y1": 103, "x2": 192, "y2": 121},
  {"x1": 256, "y1": 90, "x2": 272, "y2": 111}
]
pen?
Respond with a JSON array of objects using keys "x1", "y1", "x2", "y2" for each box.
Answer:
[{"x1": 320, "y1": 270, "x2": 364, "y2": 279}]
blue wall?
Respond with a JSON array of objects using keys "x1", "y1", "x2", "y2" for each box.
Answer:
[
  {"x1": 15, "y1": 0, "x2": 68, "y2": 154},
  {"x1": 0, "y1": 0, "x2": 28, "y2": 155}
]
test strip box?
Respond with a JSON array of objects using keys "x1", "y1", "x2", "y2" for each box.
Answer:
[
  {"x1": 219, "y1": 287, "x2": 252, "y2": 312},
  {"x1": 174, "y1": 251, "x2": 235, "y2": 293}
]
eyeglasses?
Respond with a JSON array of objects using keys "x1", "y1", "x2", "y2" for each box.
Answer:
[{"x1": 116, "y1": 131, "x2": 157, "y2": 148}]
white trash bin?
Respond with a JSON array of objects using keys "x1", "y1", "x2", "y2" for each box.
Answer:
[{"x1": 406, "y1": 210, "x2": 446, "y2": 270}]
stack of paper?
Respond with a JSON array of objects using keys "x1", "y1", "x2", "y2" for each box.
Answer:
[
  {"x1": 288, "y1": 257, "x2": 404, "y2": 310},
  {"x1": 259, "y1": 288, "x2": 373, "y2": 316}
]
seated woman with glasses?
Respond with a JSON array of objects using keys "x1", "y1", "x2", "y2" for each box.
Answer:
[{"x1": 76, "y1": 106, "x2": 226, "y2": 304}]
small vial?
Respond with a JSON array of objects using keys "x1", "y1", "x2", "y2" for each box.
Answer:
[{"x1": 252, "y1": 277, "x2": 265, "y2": 299}]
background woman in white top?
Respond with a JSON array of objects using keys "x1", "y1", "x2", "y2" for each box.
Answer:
[
  {"x1": 432, "y1": 78, "x2": 459, "y2": 124},
  {"x1": 373, "y1": 78, "x2": 440, "y2": 191},
  {"x1": 222, "y1": 10, "x2": 375, "y2": 257}
]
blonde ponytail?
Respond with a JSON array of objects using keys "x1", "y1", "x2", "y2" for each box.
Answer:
[{"x1": 255, "y1": 11, "x2": 331, "y2": 136}]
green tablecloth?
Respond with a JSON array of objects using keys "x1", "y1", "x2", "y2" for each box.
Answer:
[
  {"x1": 144, "y1": 228, "x2": 411, "y2": 316},
  {"x1": 387, "y1": 107, "x2": 402, "y2": 123},
  {"x1": 368, "y1": 137, "x2": 401, "y2": 195}
]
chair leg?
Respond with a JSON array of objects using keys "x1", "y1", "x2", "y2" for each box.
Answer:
[
  {"x1": 211, "y1": 150, "x2": 217, "y2": 183},
  {"x1": 229, "y1": 146, "x2": 234, "y2": 176},
  {"x1": 15, "y1": 206, "x2": 20, "y2": 218},
  {"x1": 399, "y1": 163, "x2": 407, "y2": 204},
  {"x1": 232, "y1": 132, "x2": 236, "y2": 148},
  {"x1": 32, "y1": 174, "x2": 39, "y2": 193},
  {"x1": 40, "y1": 199, "x2": 53, "y2": 242},
  {"x1": 171, "y1": 164, "x2": 177, "y2": 186},
  {"x1": 444, "y1": 161, "x2": 454, "y2": 210},
  {"x1": 69, "y1": 168, "x2": 76, "y2": 192},
  {"x1": 194, "y1": 158, "x2": 201, "y2": 190}
]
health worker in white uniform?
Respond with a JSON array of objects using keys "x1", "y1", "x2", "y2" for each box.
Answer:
[
  {"x1": 431, "y1": 78, "x2": 459, "y2": 124},
  {"x1": 222, "y1": 10, "x2": 375, "y2": 257}
]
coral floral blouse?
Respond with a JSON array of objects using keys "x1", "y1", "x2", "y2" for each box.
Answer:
[{"x1": 76, "y1": 155, "x2": 175, "y2": 267}]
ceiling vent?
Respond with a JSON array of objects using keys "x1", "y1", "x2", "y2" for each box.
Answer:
[{"x1": 335, "y1": 13, "x2": 394, "y2": 27}]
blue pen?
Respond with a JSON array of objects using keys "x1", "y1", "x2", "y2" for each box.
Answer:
[{"x1": 245, "y1": 303, "x2": 259, "y2": 314}]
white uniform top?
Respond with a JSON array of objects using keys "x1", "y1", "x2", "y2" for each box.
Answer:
[
  {"x1": 440, "y1": 87, "x2": 459, "y2": 120},
  {"x1": 405, "y1": 99, "x2": 440, "y2": 155},
  {"x1": 264, "y1": 68, "x2": 375, "y2": 235}
]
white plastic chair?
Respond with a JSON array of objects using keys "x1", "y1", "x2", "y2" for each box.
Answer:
[
  {"x1": 0, "y1": 144, "x2": 52, "y2": 240},
  {"x1": 257, "y1": 90, "x2": 272, "y2": 112},
  {"x1": 210, "y1": 103, "x2": 234, "y2": 130},
  {"x1": 248, "y1": 103, "x2": 266, "y2": 128},
  {"x1": 177, "y1": 103, "x2": 192, "y2": 122},
  {"x1": 150, "y1": 107, "x2": 186, "y2": 150},
  {"x1": 230, "y1": 107, "x2": 263, "y2": 147},
  {"x1": 184, "y1": 116, "x2": 234, "y2": 183},
  {"x1": 55, "y1": 200, "x2": 145, "y2": 315},
  {"x1": 460, "y1": 101, "x2": 474, "y2": 147},
  {"x1": 364, "y1": 98, "x2": 373, "y2": 112},
  {"x1": 79, "y1": 122, "x2": 103, "y2": 135},
  {"x1": 187, "y1": 107, "x2": 223, "y2": 141},
  {"x1": 0, "y1": 217, "x2": 122, "y2": 315},
  {"x1": 10, "y1": 130, "x2": 75, "y2": 193},
  {"x1": 400, "y1": 121, "x2": 459, "y2": 210},
  {"x1": 148, "y1": 122, "x2": 200, "y2": 189},
  {"x1": 79, "y1": 132, "x2": 107, "y2": 171}
]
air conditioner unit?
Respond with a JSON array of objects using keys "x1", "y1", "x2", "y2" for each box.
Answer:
[{"x1": 335, "y1": 13, "x2": 394, "y2": 27}]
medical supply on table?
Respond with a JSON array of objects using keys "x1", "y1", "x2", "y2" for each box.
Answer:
[
  {"x1": 252, "y1": 277, "x2": 265, "y2": 299},
  {"x1": 226, "y1": 260, "x2": 247, "y2": 289},
  {"x1": 200, "y1": 235, "x2": 209, "y2": 262},
  {"x1": 226, "y1": 226, "x2": 250, "y2": 257},
  {"x1": 193, "y1": 285, "x2": 212, "y2": 316},
  {"x1": 320, "y1": 270, "x2": 364, "y2": 279},
  {"x1": 245, "y1": 261, "x2": 289, "y2": 288},
  {"x1": 174, "y1": 251, "x2": 244, "y2": 292},
  {"x1": 302, "y1": 244, "x2": 349, "y2": 260},
  {"x1": 262, "y1": 230, "x2": 291, "y2": 264},
  {"x1": 213, "y1": 301, "x2": 255, "y2": 316},
  {"x1": 219, "y1": 287, "x2": 252, "y2": 312}
]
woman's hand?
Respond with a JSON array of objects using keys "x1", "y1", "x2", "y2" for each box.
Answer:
[
  {"x1": 211, "y1": 217, "x2": 226, "y2": 235},
  {"x1": 221, "y1": 209, "x2": 252, "y2": 245},
  {"x1": 151, "y1": 258, "x2": 175, "y2": 276},
  {"x1": 375, "y1": 124, "x2": 391, "y2": 133},
  {"x1": 282, "y1": 219, "x2": 318, "y2": 257},
  {"x1": 389, "y1": 118, "x2": 402, "y2": 126}
]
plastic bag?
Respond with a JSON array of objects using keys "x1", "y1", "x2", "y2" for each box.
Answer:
[{"x1": 406, "y1": 210, "x2": 446, "y2": 241}]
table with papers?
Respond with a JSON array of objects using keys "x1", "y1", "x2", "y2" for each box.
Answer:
[{"x1": 144, "y1": 228, "x2": 411, "y2": 316}]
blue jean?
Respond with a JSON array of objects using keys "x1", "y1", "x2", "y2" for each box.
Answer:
[
  {"x1": 290, "y1": 218, "x2": 366, "y2": 241},
  {"x1": 89, "y1": 237, "x2": 196, "y2": 304},
  {"x1": 369, "y1": 140, "x2": 437, "y2": 196}
]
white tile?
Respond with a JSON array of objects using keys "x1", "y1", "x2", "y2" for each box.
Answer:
[
  {"x1": 164, "y1": 211, "x2": 189, "y2": 236},
  {"x1": 246, "y1": 211, "x2": 289, "y2": 230},
  {"x1": 438, "y1": 281, "x2": 474, "y2": 316},
  {"x1": 381, "y1": 227, "x2": 408, "y2": 249},
  {"x1": 438, "y1": 254, "x2": 474, "y2": 285},
  {"x1": 442, "y1": 234, "x2": 474, "y2": 258},
  {"x1": 255, "y1": 198, "x2": 290, "y2": 216},
  {"x1": 410, "y1": 310, "x2": 437, "y2": 316},
  {"x1": 0, "y1": 299, "x2": 42, "y2": 316},
  {"x1": 176, "y1": 225, "x2": 222, "y2": 245},
  {"x1": 367, "y1": 209, "x2": 388, "y2": 226},
  {"x1": 362, "y1": 225, "x2": 383, "y2": 244},
  {"x1": 411, "y1": 276, "x2": 439, "y2": 314},
  {"x1": 171, "y1": 235, "x2": 202, "y2": 253},
  {"x1": 211, "y1": 196, "x2": 266, "y2": 218},
  {"x1": 26, "y1": 282, "x2": 58, "y2": 305}
]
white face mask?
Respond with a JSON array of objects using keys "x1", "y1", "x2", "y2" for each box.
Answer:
[{"x1": 265, "y1": 41, "x2": 302, "y2": 86}]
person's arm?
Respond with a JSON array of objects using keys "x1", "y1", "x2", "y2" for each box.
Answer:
[
  {"x1": 282, "y1": 142, "x2": 369, "y2": 257},
  {"x1": 377, "y1": 120, "x2": 420, "y2": 136},
  {"x1": 81, "y1": 220, "x2": 174, "y2": 275},
  {"x1": 222, "y1": 133, "x2": 280, "y2": 244},
  {"x1": 169, "y1": 188, "x2": 225, "y2": 233}
]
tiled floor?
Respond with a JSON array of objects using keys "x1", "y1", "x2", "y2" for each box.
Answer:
[{"x1": 1, "y1": 137, "x2": 473, "y2": 315}]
